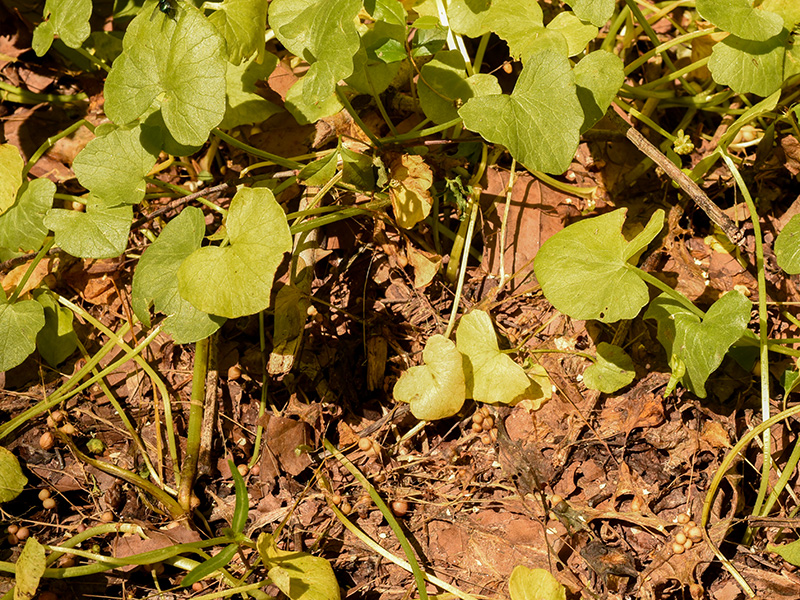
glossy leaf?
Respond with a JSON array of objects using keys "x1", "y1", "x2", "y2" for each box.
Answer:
[
  {"x1": 0, "y1": 446, "x2": 27, "y2": 503},
  {"x1": 44, "y1": 196, "x2": 133, "y2": 259},
  {"x1": 33, "y1": 289, "x2": 78, "y2": 367},
  {"x1": 177, "y1": 187, "x2": 292, "y2": 318},
  {"x1": 775, "y1": 213, "x2": 800, "y2": 274},
  {"x1": 509, "y1": 565, "x2": 566, "y2": 600},
  {"x1": 105, "y1": 4, "x2": 226, "y2": 146},
  {"x1": 131, "y1": 207, "x2": 225, "y2": 343},
  {"x1": 14, "y1": 538, "x2": 45, "y2": 600},
  {"x1": 456, "y1": 310, "x2": 531, "y2": 405},
  {"x1": 697, "y1": 0, "x2": 783, "y2": 42},
  {"x1": 0, "y1": 290, "x2": 45, "y2": 372},
  {"x1": 270, "y1": 0, "x2": 361, "y2": 108},
  {"x1": 72, "y1": 123, "x2": 159, "y2": 206},
  {"x1": 644, "y1": 291, "x2": 751, "y2": 398},
  {"x1": 258, "y1": 532, "x2": 340, "y2": 600},
  {"x1": 459, "y1": 44, "x2": 582, "y2": 174},
  {"x1": 583, "y1": 343, "x2": 636, "y2": 394},
  {"x1": 393, "y1": 335, "x2": 466, "y2": 420},
  {"x1": 0, "y1": 179, "x2": 55, "y2": 253},
  {"x1": 534, "y1": 209, "x2": 665, "y2": 322}
]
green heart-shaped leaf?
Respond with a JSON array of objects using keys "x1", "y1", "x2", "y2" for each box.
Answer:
[
  {"x1": 509, "y1": 565, "x2": 566, "y2": 600},
  {"x1": 776, "y1": 213, "x2": 800, "y2": 274},
  {"x1": 132, "y1": 207, "x2": 225, "y2": 343},
  {"x1": 0, "y1": 291, "x2": 45, "y2": 372},
  {"x1": 104, "y1": 4, "x2": 226, "y2": 146},
  {"x1": 0, "y1": 446, "x2": 28, "y2": 503},
  {"x1": 394, "y1": 334, "x2": 466, "y2": 420},
  {"x1": 456, "y1": 310, "x2": 531, "y2": 404},
  {"x1": 0, "y1": 179, "x2": 55, "y2": 253},
  {"x1": 534, "y1": 209, "x2": 664, "y2": 323},
  {"x1": 177, "y1": 187, "x2": 291, "y2": 318},
  {"x1": 44, "y1": 196, "x2": 132, "y2": 259},
  {"x1": 644, "y1": 290, "x2": 751, "y2": 398},
  {"x1": 697, "y1": 0, "x2": 783, "y2": 42},
  {"x1": 459, "y1": 43, "x2": 582, "y2": 174},
  {"x1": 583, "y1": 342, "x2": 635, "y2": 394}
]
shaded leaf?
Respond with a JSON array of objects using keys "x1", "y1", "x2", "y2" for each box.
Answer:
[
  {"x1": 220, "y1": 53, "x2": 282, "y2": 129},
  {"x1": 33, "y1": 289, "x2": 78, "y2": 367},
  {"x1": 565, "y1": 0, "x2": 614, "y2": 27},
  {"x1": 708, "y1": 31, "x2": 788, "y2": 96}
]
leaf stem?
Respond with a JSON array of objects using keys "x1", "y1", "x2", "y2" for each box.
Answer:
[
  {"x1": 212, "y1": 129, "x2": 303, "y2": 169},
  {"x1": 631, "y1": 266, "x2": 704, "y2": 318},
  {"x1": 23, "y1": 119, "x2": 92, "y2": 179},
  {"x1": 179, "y1": 336, "x2": 210, "y2": 511}
]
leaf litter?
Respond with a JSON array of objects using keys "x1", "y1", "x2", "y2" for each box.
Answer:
[{"x1": 3, "y1": 2, "x2": 800, "y2": 600}]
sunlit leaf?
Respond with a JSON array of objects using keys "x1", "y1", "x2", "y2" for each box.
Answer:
[
  {"x1": 459, "y1": 43, "x2": 582, "y2": 174},
  {"x1": 775, "y1": 213, "x2": 800, "y2": 274},
  {"x1": 697, "y1": 0, "x2": 783, "y2": 41},
  {"x1": 389, "y1": 154, "x2": 434, "y2": 229},
  {"x1": 257, "y1": 532, "x2": 340, "y2": 600},
  {"x1": 0, "y1": 144, "x2": 24, "y2": 215},
  {"x1": 177, "y1": 187, "x2": 292, "y2": 318},
  {"x1": 583, "y1": 343, "x2": 635, "y2": 394},
  {"x1": 644, "y1": 291, "x2": 751, "y2": 398},
  {"x1": 44, "y1": 196, "x2": 132, "y2": 259},
  {"x1": 14, "y1": 538, "x2": 45, "y2": 600},
  {"x1": 394, "y1": 335, "x2": 466, "y2": 420},
  {"x1": 0, "y1": 290, "x2": 46, "y2": 372},
  {"x1": 456, "y1": 310, "x2": 530, "y2": 404},
  {"x1": 132, "y1": 207, "x2": 225, "y2": 343},
  {"x1": 0, "y1": 179, "x2": 55, "y2": 253},
  {"x1": 0, "y1": 446, "x2": 27, "y2": 503},
  {"x1": 534, "y1": 209, "x2": 664, "y2": 322},
  {"x1": 508, "y1": 565, "x2": 566, "y2": 600}
]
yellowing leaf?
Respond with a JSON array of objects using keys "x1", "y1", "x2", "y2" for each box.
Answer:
[
  {"x1": 508, "y1": 565, "x2": 566, "y2": 600},
  {"x1": 0, "y1": 144, "x2": 24, "y2": 215},
  {"x1": 407, "y1": 247, "x2": 441, "y2": 288},
  {"x1": 0, "y1": 446, "x2": 27, "y2": 503},
  {"x1": 257, "y1": 533, "x2": 340, "y2": 600},
  {"x1": 456, "y1": 310, "x2": 530, "y2": 405},
  {"x1": 394, "y1": 334, "x2": 466, "y2": 420},
  {"x1": 389, "y1": 154, "x2": 433, "y2": 229},
  {"x1": 15, "y1": 538, "x2": 45, "y2": 600}
]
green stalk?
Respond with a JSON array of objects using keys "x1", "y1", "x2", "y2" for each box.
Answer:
[
  {"x1": 720, "y1": 154, "x2": 771, "y2": 526},
  {"x1": 179, "y1": 336, "x2": 210, "y2": 511},
  {"x1": 9, "y1": 237, "x2": 55, "y2": 303},
  {"x1": 212, "y1": 129, "x2": 304, "y2": 170},
  {"x1": 23, "y1": 119, "x2": 92, "y2": 178},
  {"x1": 0, "y1": 81, "x2": 87, "y2": 105}
]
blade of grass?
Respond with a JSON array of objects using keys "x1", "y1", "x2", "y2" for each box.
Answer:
[{"x1": 323, "y1": 439, "x2": 428, "y2": 600}]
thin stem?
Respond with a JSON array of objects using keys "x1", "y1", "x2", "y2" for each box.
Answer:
[
  {"x1": 720, "y1": 154, "x2": 771, "y2": 524},
  {"x1": 212, "y1": 129, "x2": 304, "y2": 169},
  {"x1": 179, "y1": 336, "x2": 210, "y2": 511},
  {"x1": 23, "y1": 119, "x2": 92, "y2": 179},
  {"x1": 9, "y1": 237, "x2": 55, "y2": 303}
]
